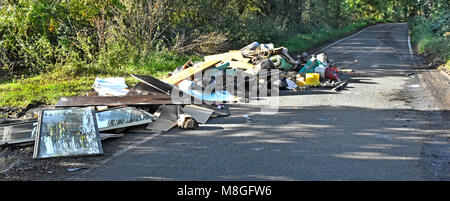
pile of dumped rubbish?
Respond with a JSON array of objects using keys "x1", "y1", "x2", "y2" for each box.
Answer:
[{"x1": 0, "y1": 42, "x2": 353, "y2": 159}]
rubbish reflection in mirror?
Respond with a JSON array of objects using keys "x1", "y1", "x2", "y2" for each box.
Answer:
[
  {"x1": 33, "y1": 108, "x2": 103, "y2": 158},
  {"x1": 96, "y1": 107, "x2": 154, "y2": 131}
]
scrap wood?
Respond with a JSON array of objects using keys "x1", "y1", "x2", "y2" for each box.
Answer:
[
  {"x1": 242, "y1": 47, "x2": 284, "y2": 59},
  {"x1": 339, "y1": 69, "x2": 354, "y2": 74},
  {"x1": 55, "y1": 94, "x2": 174, "y2": 107},
  {"x1": 331, "y1": 81, "x2": 348, "y2": 91},
  {"x1": 204, "y1": 51, "x2": 250, "y2": 63},
  {"x1": 204, "y1": 52, "x2": 229, "y2": 62},
  {"x1": 181, "y1": 59, "x2": 193, "y2": 70},
  {"x1": 132, "y1": 74, "x2": 214, "y2": 106},
  {"x1": 228, "y1": 61, "x2": 255, "y2": 70},
  {"x1": 162, "y1": 60, "x2": 221, "y2": 85}
]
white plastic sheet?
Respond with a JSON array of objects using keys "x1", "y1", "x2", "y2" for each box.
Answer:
[{"x1": 93, "y1": 77, "x2": 129, "y2": 96}]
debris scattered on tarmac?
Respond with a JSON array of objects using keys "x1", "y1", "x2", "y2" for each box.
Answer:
[{"x1": 1, "y1": 42, "x2": 355, "y2": 160}]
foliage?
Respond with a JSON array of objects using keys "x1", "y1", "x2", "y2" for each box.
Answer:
[
  {"x1": 283, "y1": 22, "x2": 369, "y2": 53},
  {"x1": 1, "y1": 0, "x2": 424, "y2": 80},
  {"x1": 409, "y1": 2, "x2": 449, "y2": 65},
  {"x1": 0, "y1": 0, "x2": 448, "y2": 109},
  {"x1": 0, "y1": 72, "x2": 94, "y2": 108}
]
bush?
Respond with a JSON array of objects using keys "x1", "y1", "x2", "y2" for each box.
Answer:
[{"x1": 410, "y1": 13, "x2": 450, "y2": 65}]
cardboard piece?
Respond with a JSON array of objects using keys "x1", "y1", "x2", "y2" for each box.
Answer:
[
  {"x1": 181, "y1": 105, "x2": 214, "y2": 124},
  {"x1": 151, "y1": 105, "x2": 179, "y2": 132},
  {"x1": 131, "y1": 74, "x2": 173, "y2": 95}
]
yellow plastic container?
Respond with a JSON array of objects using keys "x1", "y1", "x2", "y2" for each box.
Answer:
[{"x1": 305, "y1": 73, "x2": 320, "y2": 86}]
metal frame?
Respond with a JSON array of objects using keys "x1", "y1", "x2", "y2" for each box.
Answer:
[
  {"x1": 0, "y1": 121, "x2": 37, "y2": 145},
  {"x1": 33, "y1": 108, "x2": 103, "y2": 159},
  {"x1": 95, "y1": 107, "x2": 155, "y2": 131}
]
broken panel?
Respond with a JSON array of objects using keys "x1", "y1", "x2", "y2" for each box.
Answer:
[
  {"x1": 131, "y1": 74, "x2": 211, "y2": 105},
  {"x1": 130, "y1": 74, "x2": 174, "y2": 95},
  {"x1": 151, "y1": 105, "x2": 180, "y2": 132},
  {"x1": 0, "y1": 122, "x2": 37, "y2": 145},
  {"x1": 127, "y1": 82, "x2": 168, "y2": 96},
  {"x1": 181, "y1": 105, "x2": 214, "y2": 124},
  {"x1": 33, "y1": 108, "x2": 103, "y2": 159},
  {"x1": 96, "y1": 107, "x2": 155, "y2": 131}
]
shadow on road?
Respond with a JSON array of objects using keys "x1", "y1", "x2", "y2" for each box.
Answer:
[{"x1": 84, "y1": 105, "x2": 448, "y2": 181}]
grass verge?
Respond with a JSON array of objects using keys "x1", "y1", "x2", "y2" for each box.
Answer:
[
  {"x1": 0, "y1": 51, "x2": 194, "y2": 109},
  {"x1": 0, "y1": 21, "x2": 376, "y2": 109},
  {"x1": 409, "y1": 16, "x2": 449, "y2": 66},
  {"x1": 281, "y1": 21, "x2": 371, "y2": 53}
]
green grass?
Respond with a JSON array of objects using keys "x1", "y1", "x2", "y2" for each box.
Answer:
[
  {"x1": 282, "y1": 22, "x2": 370, "y2": 53},
  {"x1": 412, "y1": 32, "x2": 449, "y2": 65},
  {"x1": 0, "y1": 51, "x2": 197, "y2": 109},
  {"x1": 0, "y1": 73, "x2": 94, "y2": 108},
  {"x1": 410, "y1": 16, "x2": 450, "y2": 65}
]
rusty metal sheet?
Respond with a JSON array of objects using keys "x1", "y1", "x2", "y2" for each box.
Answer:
[
  {"x1": 130, "y1": 74, "x2": 173, "y2": 95},
  {"x1": 55, "y1": 94, "x2": 174, "y2": 107},
  {"x1": 131, "y1": 74, "x2": 214, "y2": 105},
  {"x1": 127, "y1": 82, "x2": 167, "y2": 96}
]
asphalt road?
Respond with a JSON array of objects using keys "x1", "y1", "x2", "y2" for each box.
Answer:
[{"x1": 70, "y1": 23, "x2": 449, "y2": 181}]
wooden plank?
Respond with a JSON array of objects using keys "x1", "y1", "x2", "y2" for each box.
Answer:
[
  {"x1": 228, "y1": 50, "x2": 250, "y2": 63},
  {"x1": 162, "y1": 60, "x2": 221, "y2": 85},
  {"x1": 205, "y1": 51, "x2": 250, "y2": 63},
  {"x1": 228, "y1": 61, "x2": 255, "y2": 70},
  {"x1": 55, "y1": 94, "x2": 174, "y2": 107},
  {"x1": 204, "y1": 52, "x2": 230, "y2": 62}
]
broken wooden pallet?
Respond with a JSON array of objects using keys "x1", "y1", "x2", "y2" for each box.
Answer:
[{"x1": 162, "y1": 60, "x2": 221, "y2": 85}]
